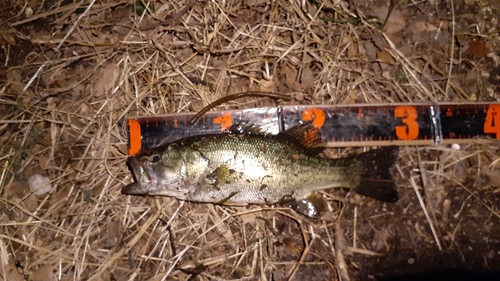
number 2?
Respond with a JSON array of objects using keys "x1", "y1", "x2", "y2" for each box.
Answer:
[
  {"x1": 214, "y1": 114, "x2": 233, "y2": 132},
  {"x1": 395, "y1": 106, "x2": 419, "y2": 140},
  {"x1": 302, "y1": 108, "x2": 325, "y2": 129},
  {"x1": 484, "y1": 104, "x2": 500, "y2": 139}
]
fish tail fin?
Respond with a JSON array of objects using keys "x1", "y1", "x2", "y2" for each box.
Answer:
[{"x1": 352, "y1": 146, "x2": 399, "y2": 202}]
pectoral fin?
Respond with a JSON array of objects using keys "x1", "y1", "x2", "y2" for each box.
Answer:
[{"x1": 281, "y1": 193, "x2": 326, "y2": 218}]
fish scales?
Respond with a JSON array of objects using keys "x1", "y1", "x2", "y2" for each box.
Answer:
[{"x1": 180, "y1": 134, "x2": 361, "y2": 204}]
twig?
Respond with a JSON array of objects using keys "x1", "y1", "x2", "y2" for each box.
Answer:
[
  {"x1": 335, "y1": 223, "x2": 350, "y2": 281},
  {"x1": 444, "y1": 0, "x2": 456, "y2": 100},
  {"x1": 409, "y1": 176, "x2": 443, "y2": 251},
  {"x1": 189, "y1": 92, "x2": 291, "y2": 125}
]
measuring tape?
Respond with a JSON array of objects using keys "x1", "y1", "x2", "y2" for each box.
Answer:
[{"x1": 127, "y1": 102, "x2": 500, "y2": 155}]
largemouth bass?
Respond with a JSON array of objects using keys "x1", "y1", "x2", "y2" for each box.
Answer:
[{"x1": 122, "y1": 124, "x2": 399, "y2": 217}]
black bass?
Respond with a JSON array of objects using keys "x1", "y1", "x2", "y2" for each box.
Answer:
[{"x1": 122, "y1": 124, "x2": 399, "y2": 217}]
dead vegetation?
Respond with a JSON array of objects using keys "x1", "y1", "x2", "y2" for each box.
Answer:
[{"x1": 1, "y1": 0, "x2": 500, "y2": 280}]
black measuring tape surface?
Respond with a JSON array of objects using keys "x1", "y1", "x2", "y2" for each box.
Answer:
[{"x1": 127, "y1": 103, "x2": 500, "y2": 155}]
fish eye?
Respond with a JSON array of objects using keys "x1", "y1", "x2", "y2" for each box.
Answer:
[{"x1": 151, "y1": 154, "x2": 160, "y2": 163}]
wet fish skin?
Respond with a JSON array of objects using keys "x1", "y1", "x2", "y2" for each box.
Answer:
[{"x1": 122, "y1": 125, "x2": 399, "y2": 217}]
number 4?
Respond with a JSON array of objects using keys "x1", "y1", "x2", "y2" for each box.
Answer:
[{"x1": 484, "y1": 105, "x2": 500, "y2": 139}]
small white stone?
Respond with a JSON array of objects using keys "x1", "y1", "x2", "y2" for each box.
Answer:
[
  {"x1": 28, "y1": 174, "x2": 52, "y2": 196},
  {"x1": 25, "y1": 7, "x2": 33, "y2": 18},
  {"x1": 451, "y1": 143, "x2": 460, "y2": 150},
  {"x1": 408, "y1": 258, "x2": 415, "y2": 265}
]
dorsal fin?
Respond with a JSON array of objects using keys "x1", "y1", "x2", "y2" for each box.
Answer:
[
  {"x1": 225, "y1": 122, "x2": 269, "y2": 136},
  {"x1": 277, "y1": 124, "x2": 325, "y2": 155},
  {"x1": 225, "y1": 123, "x2": 325, "y2": 155}
]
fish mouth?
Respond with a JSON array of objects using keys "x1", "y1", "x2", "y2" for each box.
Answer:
[
  {"x1": 122, "y1": 156, "x2": 189, "y2": 199},
  {"x1": 122, "y1": 157, "x2": 157, "y2": 195}
]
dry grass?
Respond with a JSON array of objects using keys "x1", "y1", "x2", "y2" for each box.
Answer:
[{"x1": 1, "y1": 0, "x2": 500, "y2": 280}]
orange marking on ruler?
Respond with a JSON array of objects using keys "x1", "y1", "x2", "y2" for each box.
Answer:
[
  {"x1": 214, "y1": 114, "x2": 233, "y2": 132},
  {"x1": 395, "y1": 106, "x2": 419, "y2": 140},
  {"x1": 484, "y1": 104, "x2": 500, "y2": 138},
  {"x1": 302, "y1": 108, "x2": 326, "y2": 129},
  {"x1": 357, "y1": 109, "x2": 364, "y2": 119},
  {"x1": 446, "y1": 108, "x2": 453, "y2": 117},
  {"x1": 128, "y1": 119, "x2": 142, "y2": 155}
]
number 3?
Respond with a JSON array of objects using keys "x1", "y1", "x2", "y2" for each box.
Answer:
[{"x1": 395, "y1": 106, "x2": 419, "y2": 140}]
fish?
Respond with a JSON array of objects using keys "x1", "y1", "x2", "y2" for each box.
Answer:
[{"x1": 122, "y1": 124, "x2": 399, "y2": 218}]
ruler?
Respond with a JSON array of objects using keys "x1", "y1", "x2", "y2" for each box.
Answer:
[{"x1": 127, "y1": 102, "x2": 500, "y2": 155}]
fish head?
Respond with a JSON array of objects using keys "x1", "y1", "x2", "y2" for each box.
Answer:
[{"x1": 122, "y1": 148, "x2": 190, "y2": 199}]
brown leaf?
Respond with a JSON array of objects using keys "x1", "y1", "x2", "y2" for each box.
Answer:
[
  {"x1": 377, "y1": 50, "x2": 395, "y2": 66},
  {"x1": 370, "y1": 7, "x2": 406, "y2": 34},
  {"x1": 347, "y1": 41, "x2": 358, "y2": 57},
  {"x1": 238, "y1": 208, "x2": 257, "y2": 224},
  {"x1": 113, "y1": 266, "x2": 128, "y2": 281},
  {"x1": 94, "y1": 62, "x2": 119, "y2": 96},
  {"x1": 385, "y1": 33, "x2": 402, "y2": 46},
  {"x1": 408, "y1": 21, "x2": 452, "y2": 45},
  {"x1": 4, "y1": 182, "x2": 29, "y2": 199},
  {"x1": 38, "y1": 153, "x2": 51, "y2": 170},
  {"x1": 371, "y1": 31, "x2": 387, "y2": 51},
  {"x1": 0, "y1": 261, "x2": 25, "y2": 281},
  {"x1": 300, "y1": 66, "x2": 315, "y2": 90},
  {"x1": 362, "y1": 40, "x2": 377, "y2": 60},
  {"x1": 0, "y1": 26, "x2": 17, "y2": 46},
  {"x1": 24, "y1": 193, "x2": 39, "y2": 212},
  {"x1": 31, "y1": 264, "x2": 53, "y2": 281},
  {"x1": 103, "y1": 220, "x2": 121, "y2": 247},
  {"x1": 283, "y1": 65, "x2": 303, "y2": 92},
  {"x1": 410, "y1": 21, "x2": 438, "y2": 33},
  {"x1": 383, "y1": 9, "x2": 406, "y2": 34},
  {"x1": 485, "y1": 169, "x2": 500, "y2": 187},
  {"x1": 469, "y1": 37, "x2": 488, "y2": 58},
  {"x1": 6, "y1": 69, "x2": 24, "y2": 94},
  {"x1": 23, "y1": 163, "x2": 44, "y2": 181}
]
